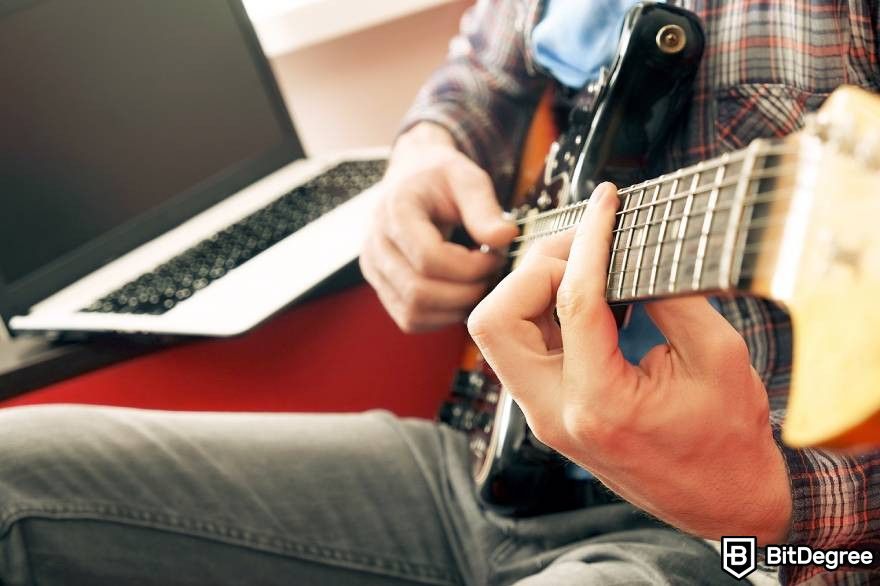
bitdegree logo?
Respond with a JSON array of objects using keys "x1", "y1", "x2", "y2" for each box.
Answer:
[
  {"x1": 721, "y1": 537, "x2": 757, "y2": 579},
  {"x1": 765, "y1": 545, "x2": 874, "y2": 571},
  {"x1": 721, "y1": 536, "x2": 875, "y2": 579}
]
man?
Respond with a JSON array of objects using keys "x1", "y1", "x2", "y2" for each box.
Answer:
[
  {"x1": 0, "y1": 1, "x2": 877, "y2": 585},
  {"x1": 361, "y1": 0, "x2": 880, "y2": 583}
]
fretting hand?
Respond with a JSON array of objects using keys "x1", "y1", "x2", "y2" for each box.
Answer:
[{"x1": 467, "y1": 182, "x2": 792, "y2": 544}]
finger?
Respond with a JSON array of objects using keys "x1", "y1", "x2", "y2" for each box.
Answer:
[
  {"x1": 444, "y1": 164, "x2": 519, "y2": 249},
  {"x1": 364, "y1": 237, "x2": 470, "y2": 331},
  {"x1": 392, "y1": 308, "x2": 470, "y2": 333},
  {"x1": 387, "y1": 197, "x2": 504, "y2": 282},
  {"x1": 555, "y1": 183, "x2": 627, "y2": 377},
  {"x1": 644, "y1": 296, "x2": 749, "y2": 370},
  {"x1": 514, "y1": 233, "x2": 573, "y2": 351},
  {"x1": 468, "y1": 254, "x2": 566, "y2": 401},
  {"x1": 522, "y1": 224, "x2": 577, "y2": 261},
  {"x1": 373, "y1": 234, "x2": 488, "y2": 311}
]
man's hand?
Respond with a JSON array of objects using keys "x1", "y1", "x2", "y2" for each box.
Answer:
[
  {"x1": 467, "y1": 183, "x2": 792, "y2": 544},
  {"x1": 360, "y1": 123, "x2": 518, "y2": 332}
]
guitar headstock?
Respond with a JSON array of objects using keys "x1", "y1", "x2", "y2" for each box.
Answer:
[{"x1": 757, "y1": 87, "x2": 880, "y2": 448}]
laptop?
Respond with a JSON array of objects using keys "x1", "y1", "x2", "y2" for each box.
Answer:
[{"x1": 0, "y1": 0, "x2": 389, "y2": 338}]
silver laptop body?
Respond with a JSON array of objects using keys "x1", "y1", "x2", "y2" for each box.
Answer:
[{"x1": 0, "y1": 0, "x2": 387, "y2": 337}]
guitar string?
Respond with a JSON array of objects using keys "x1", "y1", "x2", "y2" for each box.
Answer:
[
  {"x1": 604, "y1": 215, "x2": 794, "y2": 278},
  {"x1": 602, "y1": 244, "x2": 796, "y2": 298},
  {"x1": 510, "y1": 165, "x2": 796, "y2": 245},
  {"x1": 512, "y1": 143, "x2": 797, "y2": 230},
  {"x1": 507, "y1": 185, "x2": 792, "y2": 260},
  {"x1": 516, "y1": 222, "x2": 790, "y2": 293},
  {"x1": 607, "y1": 203, "x2": 788, "y2": 256},
  {"x1": 511, "y1": 192, "x2": 794, "y2": 298},
  {"x1": 513, "y1": 187, "x2": 788, "y2": 250},
  {"x1": 599, "y1": 224, "x2": 797, "y2": 299}
]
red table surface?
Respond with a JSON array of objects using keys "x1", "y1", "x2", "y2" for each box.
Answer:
[{"x1": 1, "y1": 284, "x2": 467, "y2": 418}]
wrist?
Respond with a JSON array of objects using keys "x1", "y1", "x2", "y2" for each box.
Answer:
[
  {"x1": 386, "y1": 122, "x2": 462, "y2": 182},
  {"x1": 395, "y1": 121, "x2": 457, "y2": 151},
  {"x1": 749, "y1": 436, "x2": 793, "y2": 545}
]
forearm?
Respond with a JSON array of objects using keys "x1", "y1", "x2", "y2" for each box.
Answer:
[{"x1": 399, "y1": 0, "x2": 550, "y2": 199}]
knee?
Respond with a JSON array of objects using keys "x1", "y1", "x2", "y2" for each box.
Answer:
[{"x1": 0, "y1": 404, "x2": 103, "y2": 496}]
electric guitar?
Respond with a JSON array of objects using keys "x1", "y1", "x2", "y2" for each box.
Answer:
[
  {"x1": 438, "y1": 2, "x2": 707, "y2": 516},
  {"x1": 439, "y1": 2, "x2": 880, "y2": 517}
]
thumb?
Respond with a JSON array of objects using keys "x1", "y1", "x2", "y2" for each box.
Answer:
[
  {"x1": 445, "y1": 163, "x2": 518, "y2": 248},
  {"x1": 644, "y1": 296, "x2": 746, "y2": 369}
]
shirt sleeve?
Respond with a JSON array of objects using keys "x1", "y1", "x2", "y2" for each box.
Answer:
[
  {"x1": 399, "y1": 0, "x2": 551, "y2": 200},
  {"x1": 771, "y1": 419, "x2": 880, "y2": 584},
  {"x1": 720, "y1": 296, "x2": 880, "y2": 584}
]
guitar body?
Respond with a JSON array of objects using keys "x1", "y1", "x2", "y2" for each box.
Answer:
[{"x1": 437, "y1": 3, "x2": 706, "y2": 516}]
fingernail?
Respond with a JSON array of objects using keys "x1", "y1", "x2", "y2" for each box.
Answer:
[
  {"x1": 479, "y1": 243, "x2": 493, "y2": 254},
  {"x1": 593, "y1": 183, "x2": 610, "y2": 202},
  {"x1": 501, "y1": 210, "x2": 517, "y2": 222}
]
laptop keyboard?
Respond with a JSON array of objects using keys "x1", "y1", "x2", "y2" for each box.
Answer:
[{"x1": 83, "y1": 159, "x2": 386, "y2": 316}]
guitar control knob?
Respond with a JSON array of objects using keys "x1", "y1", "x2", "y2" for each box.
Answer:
[{"x1": 656, "y1": 24, "x2": 686, "y2": 54}]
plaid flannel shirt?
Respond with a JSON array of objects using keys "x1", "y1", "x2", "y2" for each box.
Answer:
[{"x1": 402, "y1": 1, "x2": 880, "y2": 584}]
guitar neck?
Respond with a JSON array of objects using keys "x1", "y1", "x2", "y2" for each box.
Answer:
[{"x1": 511, "y1": 138, "x2": 798, "y2": 303}]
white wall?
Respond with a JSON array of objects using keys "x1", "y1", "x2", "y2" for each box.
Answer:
[{"x1": 264, "y1": 1, "x2": 471, "y2": 155}]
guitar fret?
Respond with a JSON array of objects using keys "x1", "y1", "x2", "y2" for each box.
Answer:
[
  {"x1": 609, "y1": 196, "x2": 626, "y2": 296},
  {"x1": 668, "y1": 170, "x2": 702, "y2": 292},
  {"x1": 648, "y1": 177, "x2": 677, "y2": 295},
  {"x1": 631, "y1": 185, "x2": 661, "y2": 297},
  {"x1": 514, "y1": 143, "x2": 794, "y2": 248},
  {"x1": 520, "y1": 138, "x2": 797, "y2": 304},
  {"x1": 613, "y1": 166, "x2": 789, "y2": 217},
  {"x1": 691, "y1": 157, "x2": 728, "y2": 289},
  {"x1": 719, "y1": 141, "x2": 763, "y2": 287},
  {"x1": 610, "y1": 191, "x2": 632, "y2": 299},
  {"x1": 511, "y1": 165, "x2": 791, "y2": 248},
  {"x1": 618, "y1": 189, "x2": 645, "y2": 298},
  {"x1": 611, "y1": 143, "x2": 788, "y2": 201}
]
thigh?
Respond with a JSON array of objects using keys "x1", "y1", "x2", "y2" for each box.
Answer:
[
  {"x1": 489, "y1": 502, "x2": 765, "y2": 586},
  {"x1": 509, "y1": 526, "x2": 741, "y2": 586},
  {"x1": 0, "y1": 405, "x2": 470, "y2": 586}
]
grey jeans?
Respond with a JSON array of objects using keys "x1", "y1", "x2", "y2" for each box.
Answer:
[{"x1": 0, "y1": 405, "x2": 748, "y2": 585}]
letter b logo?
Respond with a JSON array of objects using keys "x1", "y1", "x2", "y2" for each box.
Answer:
[{"x1": 721, "y1": 537, "x2": 757, "y2": 579}]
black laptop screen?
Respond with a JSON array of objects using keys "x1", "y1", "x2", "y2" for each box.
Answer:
[{"x1": 0, "y1": 0, "x2": 300, "y2": 315}]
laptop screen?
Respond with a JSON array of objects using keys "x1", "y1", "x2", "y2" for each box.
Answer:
[{"x1": 0, "y1": 0, "x2": 301, "y2": 318}]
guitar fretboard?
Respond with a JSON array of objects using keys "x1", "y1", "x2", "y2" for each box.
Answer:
[{"x1": 510, "y1": 139, "x2": 796, "y2": 302}]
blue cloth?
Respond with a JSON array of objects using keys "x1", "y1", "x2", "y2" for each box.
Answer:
[{"x1": 531, "y1": 0, "x2": 664, "y2": 89}]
